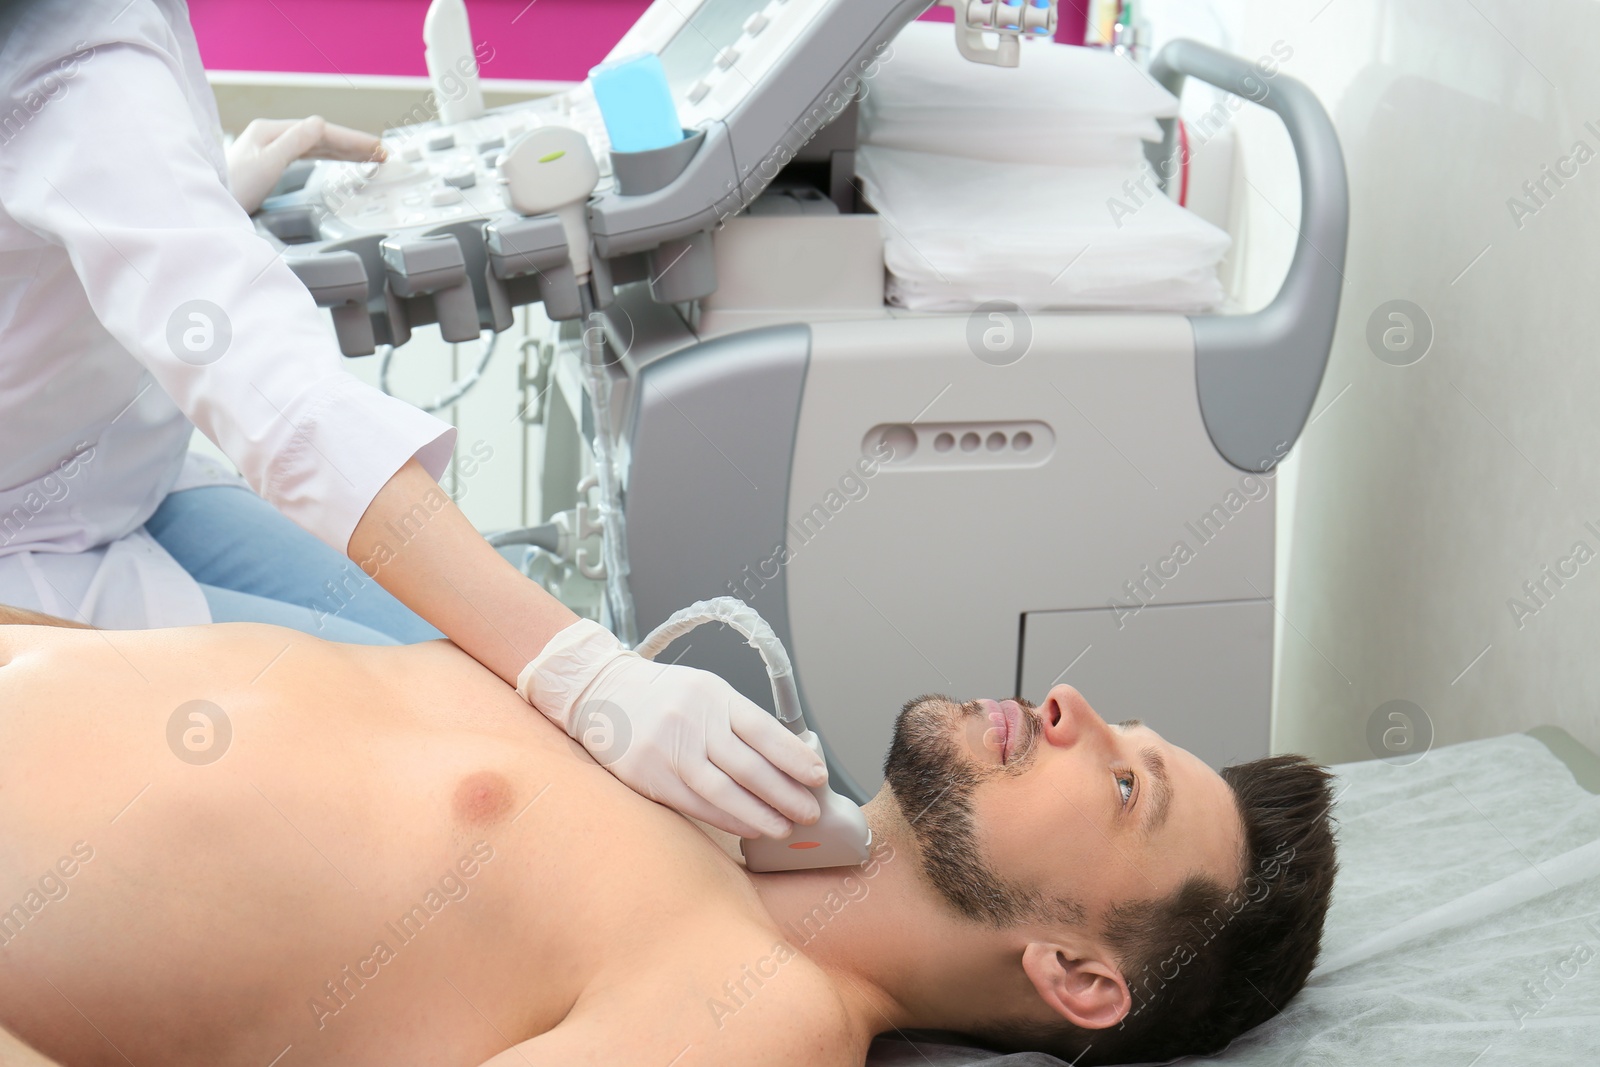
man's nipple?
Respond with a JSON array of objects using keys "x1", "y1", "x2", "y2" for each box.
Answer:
[{"x1": 452, "y1": 771, "x2": 516, "y2": 826}]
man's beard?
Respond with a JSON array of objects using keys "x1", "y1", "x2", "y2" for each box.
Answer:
[{"x1": 882, "y1": 695, "x2": 1080, "y2": 929}]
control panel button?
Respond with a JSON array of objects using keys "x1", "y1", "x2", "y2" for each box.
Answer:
[
  {"x1": 367, "y1": 159, "x2": 421, "y2": 185},
  {"x1": 430, "y1": 186, "x2": 464, "y2": 205},
  {"x1": 443, "y1": 170, "x2": 477, "y2": 189},
  {"x1": 427, "y1": 132, "x2": 456, "y2": 151}
]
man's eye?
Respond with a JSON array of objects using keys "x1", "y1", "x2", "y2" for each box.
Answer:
[{"x1": 1116, "y1": 772, "x2": 1135, "y2": 807}]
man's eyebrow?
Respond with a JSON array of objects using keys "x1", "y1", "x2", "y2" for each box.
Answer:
[
  {"x1": 1140, "y1": 745, "x2": 1171, "y2": 836},
  {"x1": 1117, "y1": 718, "x2": 1142, "y2": 729}
]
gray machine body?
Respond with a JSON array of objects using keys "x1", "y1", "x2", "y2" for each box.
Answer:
[
  {"x1": 257, "y1": 0, "x2": 1347, "y2": 799},
  {"x1": 621, "y1": 307, "x2": 1280, "y2": 798},
  {"x1": 616, "y1": 42, "x2": 1346, "y2": 796}
]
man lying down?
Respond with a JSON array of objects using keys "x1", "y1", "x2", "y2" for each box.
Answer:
[{"x1": 0, "y1": 606, "x2": 1337, "y2": 1067}]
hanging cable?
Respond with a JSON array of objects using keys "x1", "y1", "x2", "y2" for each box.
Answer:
[{"x1": 378, "y1": 329, "x2": 499, "y2": 413}]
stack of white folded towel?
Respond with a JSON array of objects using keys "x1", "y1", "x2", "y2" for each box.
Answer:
[{"x1": 855, "y1": 21, "x2": 1230, "y2": 313}]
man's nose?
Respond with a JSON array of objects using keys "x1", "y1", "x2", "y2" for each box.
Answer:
[{"x1": 1037, "y1": 684, "x2": 1105, "y2": 748}]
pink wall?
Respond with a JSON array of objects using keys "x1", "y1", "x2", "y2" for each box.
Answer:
[
  {"x1": 187, "y1": 1, "x2": 1088, "y2": 82},
  {"x1": 187, "y1": 0, "x2": 653, "y2": 82}
]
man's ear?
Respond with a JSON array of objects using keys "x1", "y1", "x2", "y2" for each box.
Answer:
[{"x1": 1020, "y1": 941, "x2": 1131, "y2": 1030}]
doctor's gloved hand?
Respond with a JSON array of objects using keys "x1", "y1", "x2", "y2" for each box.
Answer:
[
  {"x1": 517, "y1": 619, "x2": 827, "y2": 839},
  {"x1": 225, "y1": 116, "x2": 387, "y2": 215}
]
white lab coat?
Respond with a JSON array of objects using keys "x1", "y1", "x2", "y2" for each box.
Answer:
[{"x1": 0, "y1": 0, "x2": 456, "y2": 627}]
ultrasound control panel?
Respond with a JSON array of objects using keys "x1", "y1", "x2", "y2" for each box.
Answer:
[
  {"x1": 295, "y1": 92, "x2": 610, "y2": 242},
  {"x1": 253, "y1": 0, "x2": 1056, "y2": 356}
]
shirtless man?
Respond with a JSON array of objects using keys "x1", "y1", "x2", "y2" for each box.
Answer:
[{"x1": 0, "y1": 607, "x2": 1337, "y2": 1066}]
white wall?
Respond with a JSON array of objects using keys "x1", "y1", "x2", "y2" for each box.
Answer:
[{"x1": 1213, "y1": 0, "x2": 1600, "y2": 761}]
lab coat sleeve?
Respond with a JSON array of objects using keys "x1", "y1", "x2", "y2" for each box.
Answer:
[{"x1": 0, "y1": 40, "x2": 457, "y2": 553}]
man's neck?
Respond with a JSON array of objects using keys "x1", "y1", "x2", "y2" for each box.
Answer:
[{"x1": 746, "y1": 799, "x2": 1031, "y2": 1043}]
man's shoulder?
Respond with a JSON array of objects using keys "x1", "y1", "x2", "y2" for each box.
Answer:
[
  {"x1": 698, "y1": 941, "x2": 862, "y2": 1064},
  {"x1": 540, "y1": 931, "x2": 865, "y2": 1066}
]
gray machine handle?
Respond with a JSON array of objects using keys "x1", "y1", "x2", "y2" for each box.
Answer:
[{"x1": 1144, "y1": 39, "x2": 1349, "y2": 473}]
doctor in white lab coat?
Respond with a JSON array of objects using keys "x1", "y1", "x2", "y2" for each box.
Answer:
[{"x1": 0, "y1": 0, "x2": 827, "y2": 842}]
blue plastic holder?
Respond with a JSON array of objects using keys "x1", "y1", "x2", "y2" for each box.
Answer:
[{"x1": 588, "y1": 53, "x2": 685, "y2": 155}]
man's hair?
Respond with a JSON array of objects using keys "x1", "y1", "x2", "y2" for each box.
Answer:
[{"x1": 969, "y1": 753, "x2": 1338, "y2": 1065}]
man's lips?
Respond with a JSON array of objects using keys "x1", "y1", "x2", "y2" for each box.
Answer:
[{"x1": 978, "y1": 698, "x2": 1024, "y2": 763}]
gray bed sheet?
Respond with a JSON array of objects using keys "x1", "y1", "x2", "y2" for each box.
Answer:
[{"x1": 864, "y1": 727, "x2": 1600, "y2": 1067}]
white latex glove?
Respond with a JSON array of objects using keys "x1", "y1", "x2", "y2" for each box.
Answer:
[
  {"x1": 518, "y1": 619, "x2": 827, "y2": 839},
  {"x1": 225, "y1": 116, "x2": 387, "y2": 215}
]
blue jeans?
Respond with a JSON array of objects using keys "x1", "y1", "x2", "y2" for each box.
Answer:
[{"x1": 144, "y1": 485, "x2": 446, "y2": 646}]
